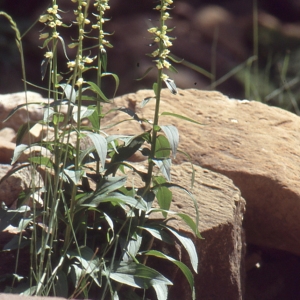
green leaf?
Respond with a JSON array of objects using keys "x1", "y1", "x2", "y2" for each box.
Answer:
[
  {"x1": 160, "y1": 125, "x2": 179, "y2": 158},
  {"x1": 156, "y1": 185, "x2": 172, "y2": 213},
  {"x1": 87, "y1": 105, "x2": 101, "y2": 130},
  {"x1": 73, "y1": 107, "x2": 96, "y2": 123},
  {"x1": 155, "y1": 135, "x2": 170, "y2": 158},
  {"x1": 3, "y1": 233, "x2": 30, "y2": 251},
  {"x1": 162, "y1": 226, "x2": 198, "y2": 274},
  {"x1": 52, "y1": 112, "x2": 64, "y2": 125},
  {"x1": 101, "y1": 72, "x2": 120, "y2": 98},
  {"x1": 3, "y1": 102, "x2": 43, "y2": 123},
  {"x1": 96, "y1": 176, "x2": 127, "y2": 195},
  {"x1": 153, "y1": 175, "x2": 172, "y2": 214},
  {"x1": 82, "y1": 192, "x2": 147, "y2": 211},
  {"x1": 163, "y1": 78, "x2": 178, "y2": 94},
  {"x1": 110, "y1": 261, "x2": 172, "y2": 289},
  {"x1": 87, "y1": 133, "x2": 107, "y2": 170},
  {"x1": 41, "y1": 57, "x2": 50, "y2": 80},
  {"x1": 100, "y1": 48, "x2": 107, "y2": 71},
  {"x1": 63, "y1": 169, "x2": 83, "y2": 185},
  {"x1": 70, "y1": 264, "x2": 82, "y2": 289},
  {"x1": 153, "y1": 158, "x2": 171, "y2": 182},
  {"x1": 167, "y1": 54, "x2": 184, "y2": 64},
  {"x1": 85, "y1": 81, "x2": 110, "y2": 102},
  {"x1": 161, "y1": 112, "x2": 204, "y2": 125},
  {"x1": 67, "y1": 246, "x2": 101, "y2": 287},
  {"x1": 141, "y1": 250, "x2": 194, "y2": 293},
  {"x1": 140, "y1": 97, "x2": 155, "y2": 108},
  {"x1": 60, "y1": 83, "x2": 76, "y2": 103},
  {"x1": 153, "y1": 283, "x2": 168, "y2": 300},
  {"x1": 120, "y1": 234, "x2": 142, "y2": 262},
  {"x1": 54, "y1": 270, "x2": 68, "y2": 298},
  {"x1": 0, "y1": 205, "x2": 31, "y2": 231},
  {"x1": 136, "y1": 66, "x2": 154, "y2": 81},
  {"x1": 153, "y1": 82, "x2": 158, "y2": 97},
  {"x1": 118, "y1": 107, "x2": 141, "y2": 123},
  {"x1": 43, "y1": 107, "x2": 54, "y2": 122},
  {"x1": 138, "y1": 226, "x2": 174, "y2": 244},
  {"x1": 152, "y1": 182, "x2": 200, "y2": 238},
  {"x1": 11, "y1": 144, "x2": 28, "y2": 164},
  {"x1": 15, "y1": 122, "x2": 36, "y2": 145}
]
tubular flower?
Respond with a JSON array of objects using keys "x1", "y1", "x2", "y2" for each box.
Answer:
[
  {"x1": 148, "y1": 0, "x2": 177, "y2": 94},
  {"x1": 92, "y1": 0, "x2": 112, "y2": 51},
  {"x1": 148, "y1": 0, "x2": 174, "y2": 69}
]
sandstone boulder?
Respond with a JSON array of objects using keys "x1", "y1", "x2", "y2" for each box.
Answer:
[
  {"x1": 0, "y1": 91, "x2": 246, "y2": 299},
  {"x1": 0, "y1": 164, "x2": 43, "y2": 208},
  {"x1": 105, "y1": 88, "x2": 300, "y2": 257},
  {"x1": 167, "y1": 163, "x2": 245, "y2": 300}
]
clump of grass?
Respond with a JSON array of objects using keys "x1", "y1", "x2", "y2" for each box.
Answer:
[{"x1": 0, "y1": 1, "x2": 201, "y2": 299}]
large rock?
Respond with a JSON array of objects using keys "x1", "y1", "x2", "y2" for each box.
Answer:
[
  {"x1": 0, "y1": 91, "x2": 246, "y2": 299},
  {"x1": 106, "y1": 88, "x2": 300, "y2": 257},
  {"x1": 166, "y1": 163, "x2": 245, "y2": 300},
  {"x1": 0, "y1": 92, "x2": 47, "y2": 132},
  {"x1": 0, "y1": 164, "x2": 43, "y2": 208}
]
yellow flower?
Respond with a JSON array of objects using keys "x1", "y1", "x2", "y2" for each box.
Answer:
[
  {"x1": 163, "y1": 60, "x2": 171, "y2": 68},
  {"x1": 83, "y1": 56, "x2": 94, "y2": 64},
  {"x1": 151, "y1": 49, "x2": 159, "y2": 57},
  {"x1": 39, "y1": 32, "x2": 49, "y2": 39},
  {"x1": 44, "y1": 52, "x2": 53, "y2": 59},
  {"x1": 161, "y1": 73, "x2": 169, "y2": 80},
  {"x1": 67, "y1": 61, "x2": 76, "y2": 68},
  {"x1": 148, "y1": 27, "x2": 158, "y2": 34},
  {"x1": 52, "y1": 32, "x2": 59, "y2": 38},
  {"x1": 162, "y1": 12, "x2": 170, "y2": 20},
  {"x1": 39, "y1": 14, "x2": 49, "y2": 23},
  {"x1": 76, "y1": 78, "x2": 84, "y2": 86}
]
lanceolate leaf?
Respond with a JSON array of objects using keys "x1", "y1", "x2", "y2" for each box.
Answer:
[
  {"x1": 153, "y1": 176, "x2": 172, "y2": 214},
  {"x1": 152, "y1": 181, "x2": 200, "y2": 238},
  {"x1": 141, "y1": 249, "x2": 194, "y2": 292},
  {"x1": 3, "y1": 102, "x2": 43, "y2": 123},
  {"x1": 135, "y1": 66, "x2": 154, "y2": 81},
  {"x1": 101, "y1": 72, "x2": 120, "y2": 98},
  {"x1": 28, "y1": 156, "x2": 54, "y2": 168},
  {"x1": 153, "y1": 158, "x2": 171, "y2": 182},
  {"x1": 82, "y1": 192, "x2": 147, "y2": 211},
  {"x1": 60, "y1": 83, "x2": 76, "y2": 103},
  {"x1": 85, "y1": 81, "x2": 110, "y2": 102},
  {"x1": 110, "y1": 261, "x2": 172, "y2": 289},
  {"x1": 63, "y1": 169, "x2": 83, "y2": 185},
  {"x1": 95, "y1": 176, "x2": 127, "y2": 195},
  {"x1": 73, "y1": 107, "x2": 96, "y2": 123},
  {"x1": 161, "y1": 112, "x2": 204, "y2": 125},
  {"x1": 140, "y1": 97, "x2": 155, "y2": 108},
  {"x1": 12, "y1": 144, "x2": 28, "y2": 164},
  {"x1": 138, "y1": 226, "x2": 173, "y2": 244},
  {"x1": 87, "y1": 133, "x2": 107, "y2": 169},
  {"x1": 160, "y1": 125, "x2": 179, "y2": 158},
  {"x1": 15, "y1": 122, "x2": 36, "y2": 145},
  {"x1": 162, "y1": 225, "x2": 198, "y2": 274},
  {"x1": 155, "y1": 135, "x2": 170, "y2": 158},
  {"x1": 118, "y1": 107, "x2": 141, "y2": 123},
  {"x1": 152, "y1": 284, "x2": 168, "y2": 300}
]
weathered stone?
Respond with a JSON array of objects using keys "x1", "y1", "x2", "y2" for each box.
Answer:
[
  {"x1": 167, "y1": 163, "x2": 245, "y2": 300},
  {"x1": 0, "y1": 164, "x2": 43, "y2": 207},
  {"x1": 0, "y1": 92, "x2": 47, "y2": 131},
  {"x1": 106, "y1": 88, "x2": 300, "y2": 257}
]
